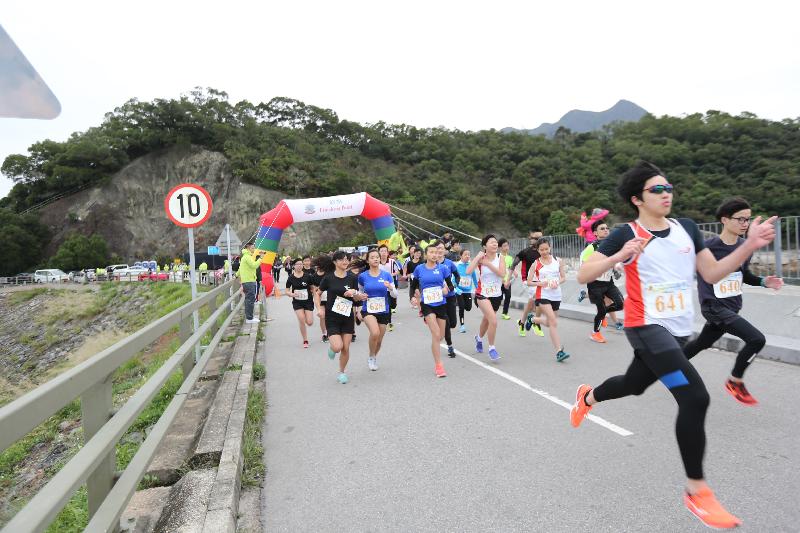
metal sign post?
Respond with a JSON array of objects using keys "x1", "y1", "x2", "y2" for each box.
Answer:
[
  {"x1": 164, "y1": 183, "x2": 213, "y2": 363},
  {"x1": 226, "y1": 223, "x2": 234, "y2": 310}
]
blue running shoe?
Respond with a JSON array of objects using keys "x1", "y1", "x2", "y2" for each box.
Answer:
[
  {"x1": 338, "y1": 372, "x2": 348, "y2": 384},
  {"x1": 577, "y1": 290, "x2": 587, "y2": 303},
  {"x1": 524, "y1": 313, "x2": 534, "y2": 331},
  {"x1": 328, "y1": 347, "x2": 336, "y2": 360},
  {"x1": 447, "y1": 345, "x2": 456, "y2": 358},
  {"x1": 615, "y1": 322, "x2": 624, "y2": 332},
  {"x1": 459, "y1": 324, "x2": 466, "y2": 333},
  {"x1": 475, "y1": 336, "x2": 483, "y2": 353},
  {"x1": 556, "y1": 350, "x2": 570, "y2": 362},
  {"x1": 488, "y1": 348, "x2": 500, "y2": 361}
]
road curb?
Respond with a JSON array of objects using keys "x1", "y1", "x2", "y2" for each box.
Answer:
[{"x1": 509, "y1": 296, "x2": 800, "y2": 366}]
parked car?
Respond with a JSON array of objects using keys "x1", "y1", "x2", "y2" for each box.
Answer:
[
  {"x1": 140, "y1": 271, "x2": 170, "y2": 281},
  {"x1": 112, "y1": 266, "x2": 149, "y2": 280},
  {"x1": 106, "y1": 264, "x2": 129, "y2": 275},
  {"x1": 82, "y1": 268, "x2": 97, "y2": 281},
  {"x1": 67, "y1": 271, "x2": 83, "y2": 281},
  {"x1": 34, "y1": 269, "x2": 70, "y2": 283},
  {"x1": 15, "y1": 272, "x2": 34, "y2": 283},
  {"x1": 72, "y1": 271, "x2": 88, "y2": 283}
]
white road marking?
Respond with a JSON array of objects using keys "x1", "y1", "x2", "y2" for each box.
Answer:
[{"x1": 443, "y1": 344, "x2": 634, "y2": 437}]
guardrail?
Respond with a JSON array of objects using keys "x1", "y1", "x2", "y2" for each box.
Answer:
[{"x1": 0, "y1": 278, "x2": 244, "y2": 532}]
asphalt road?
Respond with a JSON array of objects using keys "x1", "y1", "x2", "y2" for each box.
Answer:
[{"x1": 260, "y1": 296, "x2": 799, "y2": 532}]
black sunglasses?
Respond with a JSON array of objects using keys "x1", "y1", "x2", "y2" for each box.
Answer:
[{"x1": 642, "y1": 184, "x2": 674, "y2": 194}]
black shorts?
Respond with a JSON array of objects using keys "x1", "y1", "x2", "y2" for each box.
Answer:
[
  {"x1": 587, "y1": 282, "x2": 620, "y2": 305},
  {"x1": 325, "y1": 314, "x2": 355, "y2": 336},
  {"x1": 700, "y1": 300, "x2": 740, "y2": 327},
  {"x1": 475, "y1": 294, "x2": 502, "y2": 311},
  {"x1": 363, "y1": 312, "x2": 391, "y2": 325},
  {"x1": 291, "y1": 299, "x2": 315, "y2": 312},
  {"x1": 535, "y1": 299, "x2": 561, "y2": 311},
  {"x1": 421, "y1": 303, "x2": 448, "y2": 320}
]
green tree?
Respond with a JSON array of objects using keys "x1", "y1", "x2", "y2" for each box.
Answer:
[
  {"x1": 0, "y1": 208, "x2": 50, "y2": 275},
  {"x1": 49, "y1": 233, "x2": 110, "y2": 272},
  {"x1": 544, "y1": 209, "x2": 574, "y2": 236}
]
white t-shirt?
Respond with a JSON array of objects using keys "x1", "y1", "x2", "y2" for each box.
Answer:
[{"x1": 531, "y1": 257, "x2": 562, "y2": 301}]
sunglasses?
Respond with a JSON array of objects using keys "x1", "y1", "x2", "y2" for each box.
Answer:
[{"x1": 642, "y1": 184, "x2": 674, "y2": 194}]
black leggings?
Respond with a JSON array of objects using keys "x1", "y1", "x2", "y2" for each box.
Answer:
[
  {"x1": 683, "y1": 315, "x2": 765, "y2": 379},
  {"x1": 273, "y1": 270, "x2": 280, "y2": 282},
  {"x1": 443, "y1": 297, "x2": 458, "y2": 346},
  {"x1": 457, "y1": 294, "x2": 473, "y2": 325},
  {"x1": 592, "y1": 325, "x2": 710, "y2": 480},
  {"x1": 501, "y1": 284, "x2": 512, "y2": 315},
  {"x1": 589, "y1": 283, "x2": 624, "y2": 332},
  {"x1": 388, "y1": 295, "x2": 396, "y2": 324}
]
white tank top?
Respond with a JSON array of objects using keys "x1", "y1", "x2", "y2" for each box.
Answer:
[
  {"x1": 532, "y1": 257, "x2": 562, "y2": 301},
  {"x1": 624, "y1": 219, "x2": 696, "y2": 336},
  {"x1": 476, "y1": 255, "x2": 503, "y2": 298}
]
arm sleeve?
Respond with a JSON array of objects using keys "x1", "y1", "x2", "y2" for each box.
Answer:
[
  {"x1": 579, "y1": 244, "x2": 595, "y2": 263},
  {"x1": 742, "y1": 260, "x2": 761, "y2": 286},
  {"x1": 285, "y1": 278, "x2": 292, "y2": 289},
  {"x1": 597, "y1": 225, "x2": 634, "y2": 257},
  {"x1": 409, "y1": 276, "x2": 420, "y2": 296},
  {"x1": 450, "y1": 263, "x2": 461, "y2": 284},
  {"x1": 318, "y1": 276, "x2": 328, "y2": 292},
  {"x1": 677, "y1": 218, "x2": 706, "y2": 252}
]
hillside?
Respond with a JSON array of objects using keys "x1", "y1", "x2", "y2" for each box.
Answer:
[
  {"x1": 503, "y1": 99, "x2": 649, "y2": 137},
  {"x1": 2, "y1": 90, "x2": 800, "y2": 272}
]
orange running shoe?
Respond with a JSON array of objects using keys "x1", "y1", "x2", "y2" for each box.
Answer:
[
  {"x1": 435, "y1": 363, "x2": 447, "y2": 378},
  {"x1": 570, "y1": 384, "x2": 593, "y2": 428},
  {"x1": 725, "y1": 379, "x2": 758, "y2": 406},
  {"x1": 601, "y1": 317, "x2": 608, "y2": 328},
  {"x1": 684, "y1": 487, "x2": 742, "y2": 529},
  {"x1": 590, "y1": 331, "x2": 607, "y2": 343}
]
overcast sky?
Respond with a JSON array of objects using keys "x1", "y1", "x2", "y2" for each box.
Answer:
[{"x1": 2, "y1": 0, "x2": 799, "y2": 199}]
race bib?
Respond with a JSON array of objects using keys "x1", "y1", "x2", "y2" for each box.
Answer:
[
  {"x1": 422, "y1": 286, "x2": 444, "y2": 304},
  {"x1": 294, "y1": 289, "x2": 308, "y2": 301},
  {"x1": 366, "y1": 296, "x2": 387, "y2": 313},
  {"x1": 713, "y1": 271, "x2": 743, "y2": 298},
  {"x1": 458, "y1": 277, "x2": 472, "y2": 289},
  {"x1": 644, "y1": 281, "x2": 691, "y2": 318},
  {"x1": 332, "y1": 296, "x2": 353, "y2": 316},
  {"x1": 482, "y1": 281, "x2": 501, "y2": 298}
]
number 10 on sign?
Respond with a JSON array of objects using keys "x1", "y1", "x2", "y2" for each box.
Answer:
[{"x1": 165, "y1": 184, "x2": 213, "y2": 228}]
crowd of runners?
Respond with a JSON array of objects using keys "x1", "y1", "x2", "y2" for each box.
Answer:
[{"x1": 241, "y1": 160, "x2": 784, "y2": 530}]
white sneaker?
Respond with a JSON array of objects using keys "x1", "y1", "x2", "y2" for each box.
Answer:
[
  {"x1": 246, "y1": 318, "x2": 260, "y2": 324},
  {"x1": 368, "y1": 356, "x2": 378, "y2": 371}
]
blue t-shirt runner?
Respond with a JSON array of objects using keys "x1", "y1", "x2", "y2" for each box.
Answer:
[{"x1": 357, "y1": 269, "x2": 396, "y2": 315}]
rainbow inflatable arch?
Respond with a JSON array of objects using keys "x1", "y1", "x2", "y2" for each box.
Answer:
[{"x1": 255, "y1": 192, "x2": 396, "y2": 294}]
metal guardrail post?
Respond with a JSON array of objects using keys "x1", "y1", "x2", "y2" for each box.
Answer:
[
  {"x1": 208, "y1": 293, "x2": 219, "y2": 335},
  {"x1": 81, "y1": 373, "x2": 116, "y2": 528},
  {"x1": 775, "y1": 218, "x2": 783, "y2": 278},
  {"x1": 179, "y1": 313, "x2": 194, "y2": 380}
]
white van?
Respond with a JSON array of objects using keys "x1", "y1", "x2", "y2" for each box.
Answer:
[
  {"x1": 34, "y1": 269, "x2": 69, "y2": 283},
  {"x1": 106, "y1": 264, "x2": 129, "y2": 275}
]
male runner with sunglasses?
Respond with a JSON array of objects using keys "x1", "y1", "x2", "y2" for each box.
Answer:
[
  {"x1": 682, "y1": 197, "x2": 783, "y2": 405},
  {"x1": 570, "y1": 161, "x2": 777, "y2": 529}
]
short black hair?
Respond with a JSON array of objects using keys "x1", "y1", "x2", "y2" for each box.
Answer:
[
  {"x1": 591, "y1": 218, "x2": 607, "y2": 233},
  {"x1": 715, "y1": 197, "x2": 751, "y2": 221},
  {"x1": 617, "y1": 161, "x2": 666, "y2": 211},
  {"x1": 481, "y1": 234, "x2": 497, "y2": 247},
  {"x1": 497, "y1": 237, "x2": 508, "y2": 247},
  {"x1": 291, "y1": 257, "x2": 303, "y2": 266},
  {"x1": 536, "y1": 238, "x2": 551, "y2": 250}
]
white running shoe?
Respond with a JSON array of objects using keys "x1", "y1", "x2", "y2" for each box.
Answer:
[{"x1": 368, "y1": 356, "x2": 378, "y2": 371}]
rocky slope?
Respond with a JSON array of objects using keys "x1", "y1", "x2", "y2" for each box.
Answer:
[{"x1": 35, "y1": 146, "x2": 348, "y2": 260}]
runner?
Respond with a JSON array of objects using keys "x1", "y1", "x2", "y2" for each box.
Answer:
[
  {"x1": 403, "y1": 247, "x2": 424, "y2": 310},
  {"x1": 512, "y1": 231, "x2": 545, "y2": 337},
  {"x1": 498, "y1": 238, "x2": 514, "y2": 320},
  {"x1": 454, "y1": 249, "x2": 478, "y2": 333},
  {"x1": 435, "y1": 241, "x2": 460, "y2": 358},
  {"x1": 302, "y1": 255, "x2": 313, "y2": 276},
  {"x1": 409, "y1": 244, "x2": 451, "y2": 377},
  {"x1": 378, "y1": 245, "x2": 398, "y2": 331},
  {"x1": 356, "y1": 249, "x2": 398, "y2": 371},
  {"x1": 580, "y1": 219, "x2": 625, "y2": 343},
  {"x1": 317, "y1": 252, "x2": 367, "y2": 384},
  {"x1": 467, "y1": 234, "x2": 506, "y2": 361},
  {"x1": 272, "y1": 258, "x2": 282, "y2": 283},
  {"x1": 284, "y1": 258, "x2": 315, "y2": 348},
  {"x1": 682, "y1": 197, "x2": 783, "y2": 405},
  {"x1": 526, "y1": 238, "x2": 569, "y2": 362},
  {"x1": 569, "y1": 161, "x2": 777, "y2": 529},
  {"x1": 311, "y1": 257, "x2": 329, "y2": 343}
]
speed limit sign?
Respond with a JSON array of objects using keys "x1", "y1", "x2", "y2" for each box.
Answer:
[{"x1": 164, "y1": 183, "x2": 213, "y2": 228}]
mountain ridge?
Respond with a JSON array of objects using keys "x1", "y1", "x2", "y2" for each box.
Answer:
[{"x1": 503, "y1": 99, "x2": 649, "y2": 137}]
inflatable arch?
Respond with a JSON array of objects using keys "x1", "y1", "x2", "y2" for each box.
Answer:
[{"x1": 255, "y1": 192, "x2": 397, "y2": 294}]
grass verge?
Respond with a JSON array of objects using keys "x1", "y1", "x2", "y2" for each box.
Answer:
[{"x1": 241, "y1": 381, "x2": 265, "y2": 488}]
